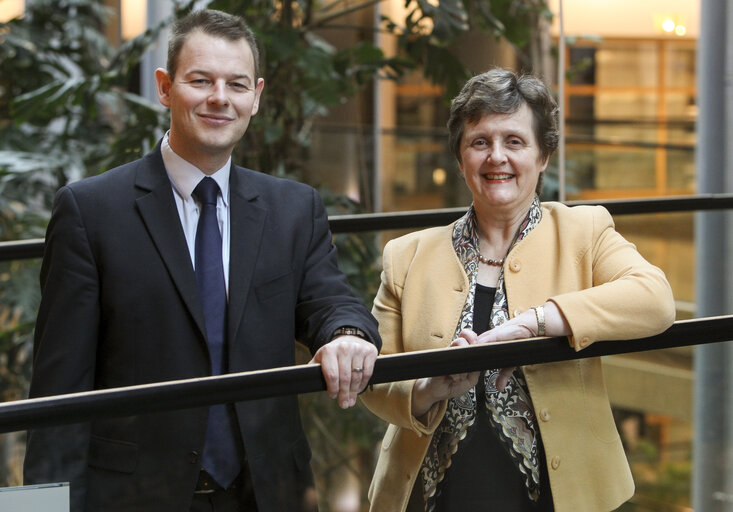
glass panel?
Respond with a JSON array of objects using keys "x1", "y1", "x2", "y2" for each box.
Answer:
[
  {"x1": 565, "y1": 145, "x2": 657, "y2": 194},
  {"x1": 608, "y1": 211, "x2": 694, "y2": 511},
  {"x1": 307, "y1": 125, "x2": 376, "y2": 206},
  {"x1": 666, "y1": 148, "x2": 696, "y2": 191},
  {"x1": 594, "y1": 120, "x2": 661, "y2": 145},
  {"x1": 614, "y1": 212, "x2": 695, "y2": 309},
  {"x1": 377, "y1": 129, "x2": 470, "y2": 212},
  {"x1": 568, "y1": 47, "x2": 596, "y2": 85},
  {"x1": 595, "y1": 42, "x2": 659, "y2": 88},
  {"x1": 595, "y1": 91, "x2": 659, "y2": 121},
  {"x1": 665, "y1": 44, "x2": 697, "y2": 88}
]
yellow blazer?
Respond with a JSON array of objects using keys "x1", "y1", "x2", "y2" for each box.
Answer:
[{"x1": 361, "y1": 202, "x2": 676, "y2": 512}]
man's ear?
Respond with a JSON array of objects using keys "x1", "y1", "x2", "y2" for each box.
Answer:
[{"x1": 154, "y1": 68, "x2": 172, "y2": 108}]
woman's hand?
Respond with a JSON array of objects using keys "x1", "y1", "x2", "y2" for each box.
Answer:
[
  {"x1": 477, "y1": 301, "x2": 571, "y2": 391},
  {"x1": 411, "y1": 330, "x2": 482, "y2": 418}
]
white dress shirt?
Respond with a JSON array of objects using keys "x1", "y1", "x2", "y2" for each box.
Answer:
[{"x1": 160, "y1": 132, "x2": 231, "y2": 292}]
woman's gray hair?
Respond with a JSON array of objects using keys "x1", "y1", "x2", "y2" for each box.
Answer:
[{"x1": 447, "y1": 68, "x2": 559, "y2": 194}]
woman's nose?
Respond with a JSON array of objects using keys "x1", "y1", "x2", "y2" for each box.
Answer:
[{"x1": 487, "y1": 141, "x2": 507, "y2": 164}]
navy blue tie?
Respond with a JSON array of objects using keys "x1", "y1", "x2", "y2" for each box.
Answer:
[{"x1": 192, "y1": 177, "x2": 241, "y2": 488}]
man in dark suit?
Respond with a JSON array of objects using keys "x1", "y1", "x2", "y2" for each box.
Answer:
[{"x1": 23, "y1": 9, "x2": 380, "y2": 512}]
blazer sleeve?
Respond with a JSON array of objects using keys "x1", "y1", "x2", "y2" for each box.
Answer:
[
  {"x1": 360, "y1": 239, "x2": 446, "y2": 435},
  {"x1": 293, "y1": 187, "x2": 381, "y2": 353},
  {"x1": 550, "y1": 206, "x2": 676, "y2": 350},
  {"x1": 23, "y1": 186, "x2": 98, "y2": 510}
]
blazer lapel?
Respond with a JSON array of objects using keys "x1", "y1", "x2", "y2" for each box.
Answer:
[
  {"x1": 227, "y1": 167, "x2": 267, "y2": 344},
  {"x1": 134, "y1": 148, "x2": 207, "y2": 339}
]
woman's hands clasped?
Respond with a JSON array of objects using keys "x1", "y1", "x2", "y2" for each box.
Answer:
[
  {"x1": 411, "y1": 330, "x2": 483, "y2": 418},
  {"x1": 411, "y1": 302, "x2": 571, "y2": 419}
]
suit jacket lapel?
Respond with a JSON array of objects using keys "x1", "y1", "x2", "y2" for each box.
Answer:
[
  {"x1": 134, "y1": 148, "x2": 207, "y2": 339},
  {"x1": 228, "y1": 166, "x2": 267, "y2": 344}
]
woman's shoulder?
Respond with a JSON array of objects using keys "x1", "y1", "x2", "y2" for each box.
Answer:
[
  {"x1": 382, "y1": 223, "x2": 457, "y2": 271},
  {"x1": 541, "y1": 201, "x2": 613, "y2": 225},
  {"x1": 385, "y1": 223, "x2": 455, "y2": 250}
]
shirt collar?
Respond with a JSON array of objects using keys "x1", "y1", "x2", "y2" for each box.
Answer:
[{"x1": 160, "y1": 131, "x2": 230, "y2": 206}]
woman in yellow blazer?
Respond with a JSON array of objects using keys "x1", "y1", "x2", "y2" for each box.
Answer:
[{"x1": 360, "y1": 68, "x2": 675, "y2": 512}]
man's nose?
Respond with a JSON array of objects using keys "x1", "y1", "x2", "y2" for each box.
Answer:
[{"x1": 207, "y1": 81, "x2": 229, "y2": 105}]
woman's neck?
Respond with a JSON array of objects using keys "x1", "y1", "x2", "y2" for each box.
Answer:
[{"x1": 473, "y1": 204, "x2": 529, "y2": 253}]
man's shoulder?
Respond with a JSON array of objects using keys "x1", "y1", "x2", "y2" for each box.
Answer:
[
  {"x1": 66, "y1": 153, "x2": 151, "y2": 194},
  {"x1": 232, "y1": 166, "x2": 314, "y2": 192},
  {"x1": 231, "y1": 166, "x2": 318, "y2": 208}
]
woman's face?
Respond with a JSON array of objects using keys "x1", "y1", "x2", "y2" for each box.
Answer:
[{"x1": 458, "y1": 103, "x2": 547, "y2": 216}]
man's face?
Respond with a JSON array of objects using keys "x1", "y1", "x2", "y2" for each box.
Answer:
[{"x1": 155, "y1": 30, "x2": 264, "y2": 173}]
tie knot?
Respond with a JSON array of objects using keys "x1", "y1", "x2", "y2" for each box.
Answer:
[{"x1": 193, "y1": 177, "x2": 220, "y2": 206}]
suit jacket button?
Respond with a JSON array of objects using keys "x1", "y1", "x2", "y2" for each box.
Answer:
[{"x1": 188, "y1": 451, "x2": 200, "y2": 464}]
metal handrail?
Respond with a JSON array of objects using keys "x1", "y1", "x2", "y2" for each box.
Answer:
[
  {"x1": 1, "y1": 315, "x2": 730, "y2": 433},
  {"x1": 3, "y1": 194, "x2": 733, "y2": 261}
]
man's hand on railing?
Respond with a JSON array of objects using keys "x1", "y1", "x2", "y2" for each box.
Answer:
[{"x1": 310, "y1": 336, "x2": 378, "y2": 409}]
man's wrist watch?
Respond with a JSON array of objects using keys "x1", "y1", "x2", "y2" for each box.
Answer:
[{"x1": 331, "y1": 326, "x2": 368, "y2": 341}]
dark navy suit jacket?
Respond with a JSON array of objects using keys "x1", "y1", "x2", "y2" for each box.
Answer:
[{"x1": 24, "y1": 144, "x2": 380, "y2": 511}]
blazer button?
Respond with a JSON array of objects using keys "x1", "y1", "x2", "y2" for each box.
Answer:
[
  {"x1": 551, "y1": 456, "x2": 561, "y2": 470},
  {"x1": 509, "y1": 260, "x2": 521, "y2": 272},
  {"x1": 188, "y1": 451, "x2": 200, "y2": 464},
  {"x1": 539, "y1": 408, "x2": 551, "y2": 422}
]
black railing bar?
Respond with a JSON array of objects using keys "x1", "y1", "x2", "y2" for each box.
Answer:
[
  {"x1": 4, "y1": 195, "x2": 733, "y2": 261},
  {"x1": 0, "y1": 238, "x2": 45, "y2": 261},
  {"x1": 329, "y1": 194, "x2": 733, "y2": 233},
  {"x1": 0, "y1": 315, "x2": 730, "y2": 434}
]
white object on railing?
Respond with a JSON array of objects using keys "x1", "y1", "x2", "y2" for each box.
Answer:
[{"x1": 0, "y1": 483, "x2": 69, "y2": 511}]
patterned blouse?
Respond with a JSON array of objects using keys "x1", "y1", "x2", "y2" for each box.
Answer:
[{"x1": 420, "y1": 197, "x2": 544, "y2": 511}]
